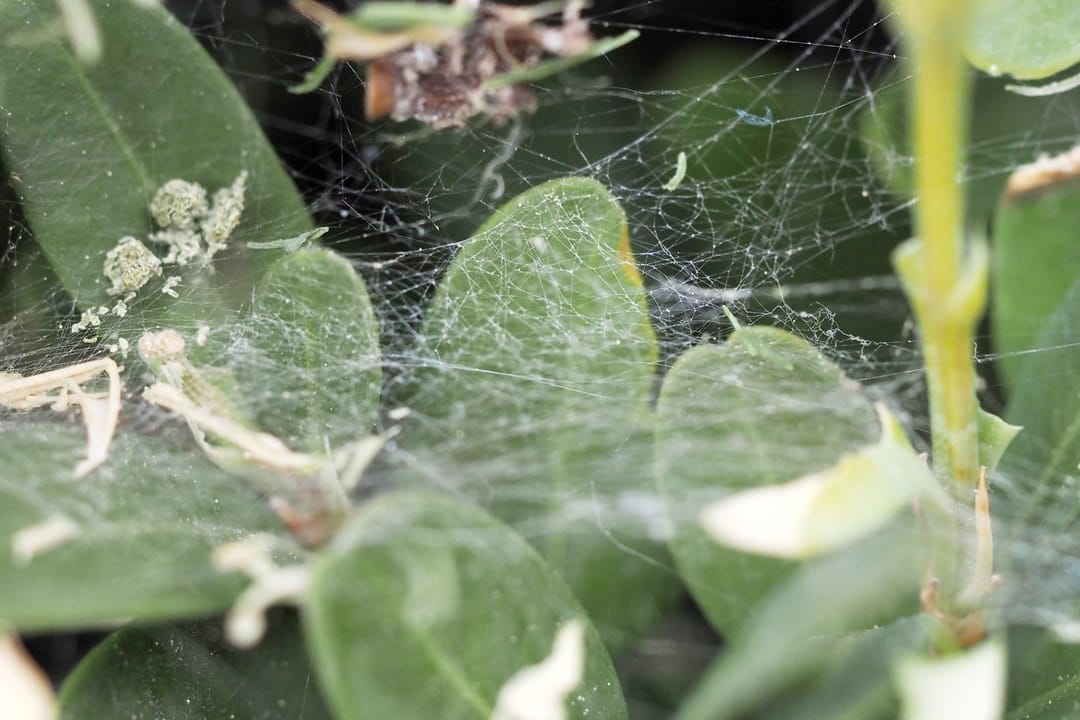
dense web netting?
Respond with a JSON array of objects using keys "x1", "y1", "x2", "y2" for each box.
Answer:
[{"x1": 6, "y1": 0, "x2": 1080, "y2": 695}]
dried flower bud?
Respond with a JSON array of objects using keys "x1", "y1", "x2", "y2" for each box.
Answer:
[
  {"x1": 150, "y1": 179, "x2": 209, "y2": 230},
  {"x1": 137, "y1": 329, "x2": 186, "y2": 364},
  {"x1": 103, "y1": 236, "x2": 162, "y2": 296}
]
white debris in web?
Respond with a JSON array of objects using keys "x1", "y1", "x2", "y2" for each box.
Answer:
[
  {"x1": 137, "y1": 328, "x2": 188, "y2": 364},
  {"x1": 150, "y1": 228, "x2": 203, "y2": 266},
  {"x1": 71, "y1": 306, "x2": 107, "y2": 334},
  {"x1": 0, "y1": 358, "x2": 122, "y2": 478},
  {"x1": 161, "y1": 275, "x2": 182, "y2": 298},
  {"x1": 110, "y1": 294, "x2": 133, "y2": 318},
  {"x1": 491, "y1": 620, "x2": 586, "y2": 720},
  {"x1": 11, "y1": 514, "x2": 81, "y2": 566},
  {"x1": 211, "y1": 534, "x2": 309, "y2": 648},
  {"x1": 195, "y1": 323, "x2": 210, "y2": 347},
  {"x1": 103, "y1": 236, "x2": 162, "y2": 296},
  {"x1": 107, "y1": 337, "x2": 130, "y2": 358},
  {"x1": 0, "y1": 634, "x2": 56, "y2": 720}
]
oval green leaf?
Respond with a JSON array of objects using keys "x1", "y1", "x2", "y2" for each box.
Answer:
[
  {"x1": 991, "y1": 154, "x2": 1080, "y2": 390},
  {"x1": 0, "y1": 0, "x2": 311, "y2": 311},
  {"x1": 0, "y1": 422, "x2": 289, "y2": 631},
  {"x1": 394, "y1": 177, "x2": 675, "y2": 642},
  {"x1": 230, "y1": 247, "x2": 382, "y2": 453},
  {"x1": 997, "y1": 276, "x2": 1080, "y2": 621},
  {"x1": 965, "y1": 0, "x2": 1080, "y2": 80},
  {"x1": 656, "y1": 326, "x2": 878, "y2": 633},
  {"x1": 58, "y1": 613, "x2": 332, "y2": 719},
  {"x1": 672, "y1": 526, "x2": 921, "y2": 720},
  {"x1": 860, "y1": 69, "x2": 1080, "y2": 228},
  {"x1": 303, "y1": 491, "x2": 628, "y2": 720},
  {"x1": 1003, "y1": 626, "x2": 1080, "y2": 720}
]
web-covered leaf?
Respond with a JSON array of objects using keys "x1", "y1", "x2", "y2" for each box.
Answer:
[
  {"x1": 964, "y1": 0, "x2": 1080, "y2": 81},
  {"x1": 0, "y1": 422, "x2": 291, "y2": 631},
  {"x1": 222, "y1": 246, "x2": 382, "y2": 454},
  {"x1": 991, "y1": 150, "x2": 1080, "y2": 389},
  {"x1": 57, "y1": 613, "x2": 332, "y2": 719},
  {"x1": 304, "y1": 490, "x2": 628, "y2": 720},
  {"x1": 0, "y1": 0, "x2": 311, "y2": 317},
  {"x1": 672, "y1": 524, "x2": 921, "y2": 720},
  {"x1": 656, "y1": 326, "x2": 879, "y2": 633},
  {"x1": 393, "y1": 177, "x2": 677, "y2": 643},
  {"x1": 996, "y1": 276, "x2": 1080, "y2": 629}
]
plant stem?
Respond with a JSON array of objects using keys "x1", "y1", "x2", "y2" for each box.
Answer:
[
  {"x1": 905, "y1": 14, "x2": 981, "y2": 499},
  {"x1": 891, "y1": 1, "x2": 989, "y2": 628}
]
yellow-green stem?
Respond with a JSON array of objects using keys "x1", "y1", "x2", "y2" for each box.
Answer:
[{"x1": 910, "y1": 31, "x2": 980, "y2": 498}]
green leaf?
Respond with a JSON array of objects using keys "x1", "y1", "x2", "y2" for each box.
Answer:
[
  {"x1": 991, "y1": 157, "x2": 1080, "y2": 389},
  {"x1": 1005, "y1": 626, "x2": 1080, "y2": 719},
  {"x1": 860, "y1": 69, "x2": 1080, "y2": 229},
  {"x1": 672, "y1": 525, "x2": 921, "y2": 720},
  {"x1": 233, "y1": 247, "x2": 382, "y2": 453},
  {"x1": 303, "y1": 490, "x2": 628, "y2": 720},
  {"x1": 978, "y1": 407, "x2": 1021, "y2": 476},
  {"x1": 0, "y1": 0, "x2": 311, "y2": 312},
  {"x1": 395, "y1": 177, "x2": 676, "y2": 643},
  {"x1": 965, "y1": 0, "x2": 1080, "y2": 80},
  {"x1": 997, "y1": 276, "x2": 1080, "y2": 620},
  {"x1": 749, "y1": 618, "x2": 925, "y2": 720},
  {"x1": 0, "y1": 422, "x2": 289, "y2": 631},
  {"x1": 655, "y1": 327, "x2": 878, "y2": 633},
  {"x1": 58, "y1": 613, "x2": 333, "y2": 719}
]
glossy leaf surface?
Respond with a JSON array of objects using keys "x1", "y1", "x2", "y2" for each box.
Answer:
[
  {"x1": 656, "y1": 326, "x2": 878, "y2": 632},
  {"x1": 992, "y1": 161, "x2": 1080, "y2": 389},
  {"x1": 58, "y1": 614, "x2": 331, "y2": 719},
  {"x1": 965, "y1": 0, "x2": 1080, "y2": 80},
  {"x1": 0, "y1": 422, "x2": 287, "y2": 630},
  {"x1": 673, "y1": 525, "x2": 921, "y2": 720},
  {"x1": 304, "y1": 491, "x2": 628, "y2": 720},
  {"x1": 396, "y1": 177, "x2": 674, "y2": 642},
  {"x1": 231, "y1": 247, "x2": 381, "y2": 453},
  {"x1": 0, "y1": 0, "x2": 310, "y2": 312}
]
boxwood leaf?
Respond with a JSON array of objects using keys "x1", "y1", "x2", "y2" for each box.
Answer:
[
  {"x1": 230, "y1": 247, "x2": 382, "y2": 453},
  {"x1": 997, "y1": 276, "x2": 1080, "y2": 620},
  {"x1": 747, "y1": 617, "x2": 926, "y2": 720},
  {"x1": 965, "y1": 0, "x2": 1080, "y2": 81},
  {"x1": 655, "y1": 326, "x2": 878, "y2": 633},
  {"x1": 859, "y1": 69, "x2": 1080, "y2": 229},
  {"x1": 394, "y1": 177, "x2": 675, "y2": 642},
  {"x1": 1003, "y1": 626, "x2": 1080, "y2": 720},
  {"x1": 303, "y1": 490, "x2": 628, "y2": 720},
  {"x1": 0, "y1": 0, "x2": 311, "y2": 312},
  {"x1": 991, "y1": 151, "x2": 1080, "y2": 390},
  {"x1": 672, "y1": 525, "x2": 921, "y2": 720},
  {"x1": 0, "y1": 421, "x2": 290, "y2": 631},
  {"x1": 58, "y1": 613, "x2": 332, "y2": 719}
]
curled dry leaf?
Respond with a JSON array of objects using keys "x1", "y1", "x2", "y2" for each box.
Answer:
[{"x1": 0, "y1": 358, "x2": 122, "y2": 478}]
